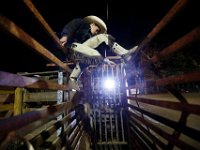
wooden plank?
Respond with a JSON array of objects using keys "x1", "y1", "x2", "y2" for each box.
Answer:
[
  {"x1": 0, "y1": 104, "x2": 13, "y2": 112},
  {"x1": 14, "y1": 88, "x2": 23, "y2": 115}
]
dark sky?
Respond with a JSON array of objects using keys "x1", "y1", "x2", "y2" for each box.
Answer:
[{"x1": 0, "y1": 0, "x2": 199, "y2": 73}]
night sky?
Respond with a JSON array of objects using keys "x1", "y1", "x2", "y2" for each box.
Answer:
[{"x1": 0, "y1": 0, "x2": 199, "y2": 73}]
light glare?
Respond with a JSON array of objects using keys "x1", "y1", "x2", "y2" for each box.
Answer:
[{"x1": 103, "y1": 78, "x2": 115, "y2": 90}]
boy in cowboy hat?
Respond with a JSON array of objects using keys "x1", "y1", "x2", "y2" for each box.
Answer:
[{"x1": 60, "y1": 15, "x2": 137, "y2": 91}]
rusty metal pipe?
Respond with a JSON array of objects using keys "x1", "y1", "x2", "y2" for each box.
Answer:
[
  {"x1": 151, "y1": 27, "x2": 200, "y2": 63},
  {"x1": 22, "y1": 0, "x2": 68, "y2": 55},
  {"x1": 0, "y1": 15, "x2": 71, "y2": 72},
  {"x1": 128, "y1": 71, "x2": 200, "y2": 89},
  {"x1": 130, "y1": 0, "x2": 188, "y2": 57}
]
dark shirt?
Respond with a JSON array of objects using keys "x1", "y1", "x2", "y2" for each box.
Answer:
[
  {"x1": 61, "y1": 18, "x2": 92, "y2": 47},
  {"x1": 61, "y1": 18, "x2": 111, "y2": 68}
]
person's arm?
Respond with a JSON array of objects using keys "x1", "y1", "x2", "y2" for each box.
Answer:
[{"x1": 60, "y1": 18, "x2": 84, "y2": 46}]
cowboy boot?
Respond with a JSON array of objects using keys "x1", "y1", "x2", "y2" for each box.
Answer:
[
  {"x1": 112, "y1": 42, "x2": 138, "y2": 61},
  {"x1": 68, "y1": 63, "x2": 81, "y2": 91}
]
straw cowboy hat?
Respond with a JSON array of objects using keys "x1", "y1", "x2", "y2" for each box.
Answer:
[{"x1": 84, "y1": 15, "x2": 107, "y2": 34}]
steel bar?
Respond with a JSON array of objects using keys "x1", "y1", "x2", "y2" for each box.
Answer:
[
  {"x1": 57, "y1": 71, "x2": 64, "y2": 135},
  {"x1": 99, "y1": 110, "x2": 102, "y2": 142},
  {"x1": 93, "y1": 110, "x2": 96, "y2": 134},
  {"x1": 18, "y1": 70, "x2": 60, "y2": 76},
  {"x1": 110, "y1": 110, "x2": 113, "y2": 141},
  {"x1": 120, "y1": 109, "x2": 125, "y2": 141},
  {"x1": 115, "y1": 113, "x2": 119, "y2": 141},
  {"x1": 128, "y1": 71, "x2": 200, "y2": 89},
  {"x1": 104, "y1": 113, "x2": 107, "y2": 142}
]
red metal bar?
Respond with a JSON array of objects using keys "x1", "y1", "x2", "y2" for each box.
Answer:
[
  {"x1": 128, "y1": 71, "x2": 200, "y2": 89},
  {"x1": 151, "y1": 27, "x2": 200, "y2": 63},
  {"x1": 156, "y1": 71, "x2": 200, "y2": 86}
]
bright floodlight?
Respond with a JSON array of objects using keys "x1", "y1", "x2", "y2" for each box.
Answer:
[{"x1": 103, "y1": 78, "x2": 115, "y2": 90}]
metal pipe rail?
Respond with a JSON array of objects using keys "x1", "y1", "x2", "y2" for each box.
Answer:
[
  {"x1": 125, "y1": 0, "x2": 200, "y2": 150},
  {"x1": 22, "y1": 0, "x2": 69, "y2": 55},
  {"x1": 128, "y1": 112, "x2": 196, "y2": 150},
  {"x1": 128, "y1": 103, "x2": 200, "y2": 142},
  {"x1": 0, "y1": 15, "x2": 71, "y2": 72},
  {"x1": 150, "y1": 27, "x2": 200, "y2": 63},
  {"x1": 130, "y1": 0, "x2": 188, "y2": 59},
  {"x1": 128, "y1": 71, "x2": 200, "y2": 89}
]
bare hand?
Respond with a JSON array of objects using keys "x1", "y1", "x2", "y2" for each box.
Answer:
[
  {"x1": 104, "y1": 58, "x2": 116, "y2": 66},
  {"x1": 60, "y1": 36, "x2": 68, "y2": 46}
]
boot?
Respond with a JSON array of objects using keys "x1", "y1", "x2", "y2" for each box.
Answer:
[
  {"x1": 112, "y1": 42, "x2": 138, "y2": 61},
  {"x1": 68, "y1": 79, "x2": 80, "y2": 91},
  {"x1": 112, "y1": 42, "x2": 128, "y2": 56},
  {"x1": 68, "y1": 63, "x2": 81, "y2": 91},
  {"x1": 123, "y1": 45, "x2": 138, "y2": 61}
]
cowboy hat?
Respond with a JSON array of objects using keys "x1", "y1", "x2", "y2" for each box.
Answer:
[{"x1": 84, "y1": 15, "x2": 107, "y2": 34}]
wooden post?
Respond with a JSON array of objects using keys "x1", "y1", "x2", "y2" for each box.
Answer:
[{"x1": 14, "y1": 88, "x2": 23, "y2": 116}]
